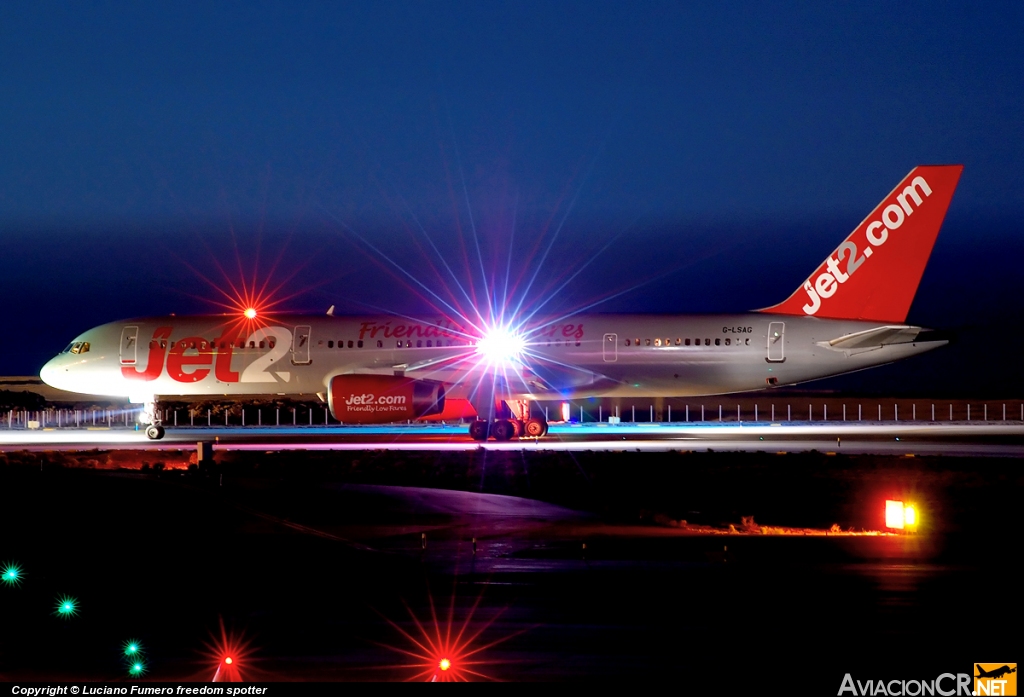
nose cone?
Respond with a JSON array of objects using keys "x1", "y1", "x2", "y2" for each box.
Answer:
[{"x1": 40, "y1": 356, "x2": 67, "y2": 390}]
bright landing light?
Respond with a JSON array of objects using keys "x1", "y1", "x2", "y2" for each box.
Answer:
[
  {"x1": 475, "y1": 326, "x2": 525, "y2": 363},
  {"x1": 243, "y1": 308, "x2": 258, "y2": 319},
  {"x1": 439, "y1": 658, "x2": 451, "y2": 671}
]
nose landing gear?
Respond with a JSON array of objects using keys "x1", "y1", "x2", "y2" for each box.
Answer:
[{"x1": 141, "y1": 398, "x2": 165, "y2": 440}]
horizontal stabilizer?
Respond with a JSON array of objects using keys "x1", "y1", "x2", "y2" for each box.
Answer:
[{"x1": 817, "y1": 325, "x2": 923, "y2": 354}]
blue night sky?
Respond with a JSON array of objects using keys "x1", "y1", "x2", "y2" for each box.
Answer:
[{"x1": 1, "y1": 1, "x2": 1022, "y2": 393}]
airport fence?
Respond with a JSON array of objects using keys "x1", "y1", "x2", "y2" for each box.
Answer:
[
  {"x1": 566, "y1": 399, "x2": 1024, "y2": 425},
  {"x1": 5, "y1": 400, "x2": 1024, "y2": 431}
]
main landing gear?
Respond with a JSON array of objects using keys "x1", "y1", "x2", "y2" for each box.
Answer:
[
  {"x1": 141, "y1": 398, "x2": 165, "y2": 440},
  {"x1": 468, "y1": 418, "x2": 548, "y2": 442},
  {"x1": 467, "y1": 399, "x2": 548, "y2": 441}
]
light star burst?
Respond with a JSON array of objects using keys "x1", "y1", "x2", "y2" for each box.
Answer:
[
  {"x1": 55, "y1": 595, "x2": 79, "y2": 619},
  {"x1": 1, "y1": 562, "x2": 23, "y2": 587}
]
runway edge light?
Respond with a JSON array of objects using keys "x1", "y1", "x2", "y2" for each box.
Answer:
[{"x1": 885, "y1": 500, "x2": 905, "y2": 530}]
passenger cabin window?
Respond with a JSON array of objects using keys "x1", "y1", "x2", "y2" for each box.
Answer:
[
  {"x1": 350, "y1": 340, "x2": 355, "y2": 348},
  {"x1": 725, "y1": 338, "x2": 731, "y2": 346},
  {"x1": 675, "y1": 338, "x2": 681, "y2": 345},
  {"x1": 704, "y1": 338, "x2": 710, "y2": 346},
  {"x1": 376, "y1": 340, "x2": 383, "y2": 348},
  {"x1": 654, "y1": 338, "x2": 662, "y2": 347},
  {"x1": 684, "y1": 339, "x2": 691, "y2": 346},
  {"x1": 645, "y1": 339, "x2": 651, "y2": 346},
  {"x1": 715, "y1": 338, "x2": 721, "y2": 346},
  {"x1": 625, "y1": 339, "x2": 631, "y2": 346},
  {"x1": 328, "y1": 341, "x2": 334, "y2": 348}
]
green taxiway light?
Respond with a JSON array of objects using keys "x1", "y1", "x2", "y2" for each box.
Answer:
[
  {"x1": 2, "y1": 563, "x2": 22, "y2": 586},
  {"x1": 55, "y1": 595, "x2": 79, "y2": 618}
]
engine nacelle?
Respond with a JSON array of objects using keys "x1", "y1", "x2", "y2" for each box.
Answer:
[{"x1": 328, "y1": 375, "x2": 445, "y2": 424}]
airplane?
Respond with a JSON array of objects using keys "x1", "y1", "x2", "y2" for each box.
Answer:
[
  {"x1": 40, "y1": 165, "x2": 963, "y2": 441},
  {"x1": 976, "y1": 665, "x2": 1016, "y2": 680}
]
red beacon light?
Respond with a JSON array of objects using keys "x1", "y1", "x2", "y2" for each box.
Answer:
[{"x1": 224, "y1": 656, "x2": 233, "y2": 665}]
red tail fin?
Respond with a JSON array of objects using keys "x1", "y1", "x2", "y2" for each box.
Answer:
[{"x1": 759, "y1": 165, "x2": 962, "y2": 323}]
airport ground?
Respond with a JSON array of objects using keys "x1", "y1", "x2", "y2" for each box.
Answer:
[{"x1": 0, "y1": 446, "x2": 1020, "y2": 687}]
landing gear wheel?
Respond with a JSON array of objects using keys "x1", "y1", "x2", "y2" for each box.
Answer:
[
  {"x1": 468, "y1": 420, "x2": 490, "y2": 441},
  {"x1": 511, "y1": 419, "x2": 525, "y2": 438},
  {"x1": 145, "y1": 425, "x2": 165, "y2": 440},
  {"x1": 492, "y1": 419, "x2": 516, "y2": 442},
  {"x1": 524, "y1": 418, "x2": 548, "y2": 438}
]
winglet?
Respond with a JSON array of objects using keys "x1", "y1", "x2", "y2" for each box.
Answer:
[
  {"x1": 759, "y1": 165, "x2": 963, "y2": 323},
  {"x1": 326, "y1": 305, "x2": 335, "y2": 316}
]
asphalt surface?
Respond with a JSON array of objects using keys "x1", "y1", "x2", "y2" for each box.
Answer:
[
  {"x1": 2, "y1": 421, "x2": 1024, "y2": 457},
  {"x1": 1, "y1": 449, "x2": 1019, "y2": 686}
]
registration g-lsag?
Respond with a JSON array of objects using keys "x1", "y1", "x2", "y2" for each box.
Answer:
[{"x1": 41, "y1": 166, "x2": 963, "y2": 441}]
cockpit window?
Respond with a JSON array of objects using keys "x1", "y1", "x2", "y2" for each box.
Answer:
[
  {"x1": 69, "y1": 342, "x2": 87, "y2": 354},
  {"x1": 62, "y1": 343, "x2": 74, "y2": 354}
]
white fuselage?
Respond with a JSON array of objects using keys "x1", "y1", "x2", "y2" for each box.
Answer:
[{"x1": 40, "y1": 312, "x2": 945, "y2": 403}]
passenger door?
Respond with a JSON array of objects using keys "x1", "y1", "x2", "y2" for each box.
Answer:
[
  {"x1": 603, "y1": 333, "x2": 617, "y2": 362},
  {"x1": 292, "y1": 325, "x2": 312, "y2": 365},
  {"x1": 766, "y1": 322, "x2": 785, "y2": 363},
  {"x1": 120, "y1": 326, "x2": 138, "y2": 366}
]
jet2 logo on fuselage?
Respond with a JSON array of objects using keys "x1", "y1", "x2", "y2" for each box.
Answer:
[{"x1": 121, "y1": 326, "x2": 294, "y2": 384}]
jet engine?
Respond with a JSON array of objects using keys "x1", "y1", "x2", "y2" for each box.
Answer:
[{"x1": 327, "y1": 375, "x2": 445, "y2": 424}]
